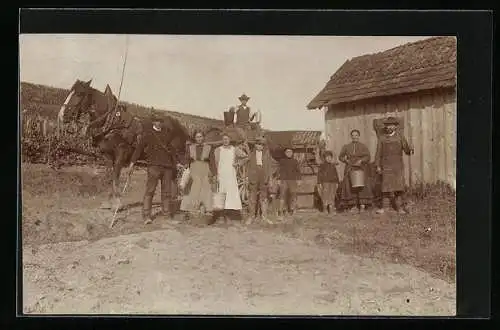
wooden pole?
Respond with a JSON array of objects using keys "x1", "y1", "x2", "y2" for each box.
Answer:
[
  {"x1": 109, "y1": 35, "x2": 131, "y2": 227},
  {"x1": 113, "y1": 35, "x2": 130, "y2": 112},
  {"x1": 407, "y1": 106, "x2": 414, "y2": 189}
]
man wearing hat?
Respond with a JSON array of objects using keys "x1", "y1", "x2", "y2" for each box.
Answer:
[
  {"x1": 127, "y1": 112, "x2": 177, "y2": 224},
  {"x1": 230, "y1": 93, "x2": 262, "y2": 130},
  {"x1": 374, "y1": 116, "x2": 414, "y2": 214},
  {"x1": 245, "y1": 136, "x2": 276, "y2": 224}
]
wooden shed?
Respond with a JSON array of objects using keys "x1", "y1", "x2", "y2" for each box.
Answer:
[{"x1": 307, "y1": 36, "x2": 457, "y2": 190}]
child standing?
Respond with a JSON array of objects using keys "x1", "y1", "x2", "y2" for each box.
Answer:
[
  {"x1": 316, "y1": 150, "x2": 340, "y2": 214},
  {"x1": 278, "y1": 147, "x2": 302, "y2": 217}
]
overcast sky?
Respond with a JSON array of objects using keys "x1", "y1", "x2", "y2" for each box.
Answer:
[{"x1": 20, "y1": 34, "x2": 429, "y2": 131}]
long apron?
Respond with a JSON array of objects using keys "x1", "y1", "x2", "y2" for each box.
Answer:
[
  {"x1": 217, "y1": 146, "x2": 243, "y2": 210},
  {"x1": 180, "y1": 160, "x2": 213, "y2": 212},
  {"x1": 379, "y1": 136, "x2": 406, "y2": 193}
]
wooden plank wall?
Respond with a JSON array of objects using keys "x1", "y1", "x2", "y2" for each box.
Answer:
[{"x1": 325, "y1": 87, "x2": 457, "y2": 188}]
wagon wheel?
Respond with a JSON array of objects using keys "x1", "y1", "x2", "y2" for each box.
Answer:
[{"x1": 237, "y1": 161, "x2": 249, "y2": 211}]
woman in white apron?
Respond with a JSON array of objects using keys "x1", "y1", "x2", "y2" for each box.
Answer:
[{"x1": 212, "y1": 132, "x2": 248, "y2": 222}]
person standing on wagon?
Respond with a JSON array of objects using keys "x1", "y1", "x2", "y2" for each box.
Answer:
[
  {"x1": 179, "y1": 130, "x2": 214, "y2": 220},
  {"x1": 211, "y1": 132, "x2": 248, "y2": 223},
  {"x1": 230, "y1": 94, "x2": 260, "y2": 128},
  {"x1": 338, "y1": 129, "x2": 374, "y2": 213},
  {"x1": 374, "y1": 117, "x2": 414, "y2": 214},
  {"x1": 127, "y1": 113, "x2": 176, "y2": 225}
]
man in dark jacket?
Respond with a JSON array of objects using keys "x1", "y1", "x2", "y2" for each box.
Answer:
[
  {"x1": 246, "y1": 136, "x2": 277, "y2": 225},
  {"x1": 278, "y1": 147, "x2": 302, "y2": 217},
  {"x1": 127, "y1": 113, "x2": 176, "y2": 224}
]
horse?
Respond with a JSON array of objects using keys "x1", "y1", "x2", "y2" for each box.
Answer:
[{"x1": 56, "y1": 79, "x2": 190, "y2": 205}]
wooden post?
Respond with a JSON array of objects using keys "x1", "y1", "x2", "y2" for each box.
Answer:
[
  {"x1": 407, "y1": 106, "x2": 414, "y2": 189},
  {"x1": 46, "y1": 134, "x2": 52, "y2": 164}
]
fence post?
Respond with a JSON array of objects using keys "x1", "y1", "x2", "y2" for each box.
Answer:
[
  {"x1": 46, "y1": 134, "x2": 52, "y2": 164},
  {"x1": 25, "y1": 116, "x2": 32, "y2": 138},
  {"x1": 43, "y1": 118, "x2": 48, "y2": 137}
]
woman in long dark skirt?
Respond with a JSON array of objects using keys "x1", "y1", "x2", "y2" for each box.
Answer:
[{"x1": 338, "y1": 129, "x2": 374, "y2": 212}]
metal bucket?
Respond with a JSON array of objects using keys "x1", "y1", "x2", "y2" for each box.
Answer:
[
  {"x1": 212, "y1": 192, "x2": 226, "y2": 211},
  {"x1": 212, "y1": 183, "x2": 226, "y2": 211},
  {"x1": 350, "y1": 169, "x2": 365, "y2": 188}
]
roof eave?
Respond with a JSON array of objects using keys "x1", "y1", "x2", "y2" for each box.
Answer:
[
  {"x1": 324, "y1": 83, "x2": 457, "y2": 107},
  {"x1": 306, "y1": 101, "x2": 326, "y2": 110}
]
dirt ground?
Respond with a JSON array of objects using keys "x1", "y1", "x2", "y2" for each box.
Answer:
[{"x1": 21, "y1": 163, "x2": 456, "y2": 315}]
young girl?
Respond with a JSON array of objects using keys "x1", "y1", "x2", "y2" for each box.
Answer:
[{"x1": 316, "y1": 150, "x2": 340, "y2": 214}]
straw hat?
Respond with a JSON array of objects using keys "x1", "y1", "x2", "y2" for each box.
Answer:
[
  {"x1": 383, "y1": 116, "x2": 399, "y2": 125},
  {"x1": 238, "y1": 93, "x2": 250, "y2": 101}
]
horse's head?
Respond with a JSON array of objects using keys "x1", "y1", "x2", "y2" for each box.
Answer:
[
  {"x1": 57, "y1": 78, "x2": 94, "y2": 129},
  {"x1": 159, "y1": 115, "x2": 190, "y2": 155}
]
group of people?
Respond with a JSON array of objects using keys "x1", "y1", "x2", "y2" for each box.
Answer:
[
  {"x1": 126, "y1": 94, "x2": 415, "y2": 226},
  {"x1": 177, "y1": 130, "x2": 302, "y2": 225},
  {"x1": 316, "y1": 117, "x2": 415, "y2": 215}
]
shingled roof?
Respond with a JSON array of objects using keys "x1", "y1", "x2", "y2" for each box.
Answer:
[
  {"x1": 307, "y1": 36, "x2": 457, "y2": 109},
  {"x1": 266, "y1": 130, "x2": 321, "y2": 149}
]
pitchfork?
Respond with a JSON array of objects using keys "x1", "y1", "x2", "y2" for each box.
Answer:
[{"x1": 109, "y1": 171, "x2": 133, "y2": 228}]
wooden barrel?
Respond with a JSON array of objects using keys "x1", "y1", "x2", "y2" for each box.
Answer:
[
  {"x1": 223, "y1": 111, "x2": 234, "y2": 126},
  {"x1": 350, "y1": 169, "x2": 365, "y2": 188}
]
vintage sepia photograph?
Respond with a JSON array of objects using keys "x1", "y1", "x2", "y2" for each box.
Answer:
[{"x1": 20, "y1": 33, "x2": 457, "y2": 315}]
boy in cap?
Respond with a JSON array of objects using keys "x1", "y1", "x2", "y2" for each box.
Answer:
[
  {"x1": 277, "y1": 147, "x2": 302, "y2": 217},
  {"x1": 127, "y1": 113, "x2": 177, "y2": 224},
  {"x1": 375, "y1": 116, "x2": 414, "y2": 214},
  {"x1": 246, "y1": 136, "x2": 276, "y2": 224},
  {"x1": 316, "y1": 150, "x2": 340, "y2": 214}
]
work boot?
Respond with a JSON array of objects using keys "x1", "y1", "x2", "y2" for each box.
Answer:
[
  {"x1": 161, "y1": 199, "x2": 173, "y2": 220},
  {"x1": 206, "y1": 213, "x2": 217, "y2": 225},
  {"x1": 260, "y1": 199, "x2": 272, "y2": 223},
  {"x1": 401, "y1": 202, "x2": 411, "y2": 214},
  {"x1": 375, "y1": 208, "x2": 385, "y2": 214},
  {"x1": 143, "y1": 195, "x2": 153, "y2": 224},
  {"x1": 277, "y1": 209, "x2": 285, "y2": 221}
]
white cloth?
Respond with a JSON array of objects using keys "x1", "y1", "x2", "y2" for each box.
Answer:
[
  {"x1": 256, "y1": 150, "x2": 263, "y2": 166},
  {"x1": 251, "y1": 110, "x2": 261, "y2": 123},
  {"x1": 217, "y1": 146, "x2": 243, "y2": 210}
]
